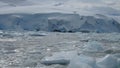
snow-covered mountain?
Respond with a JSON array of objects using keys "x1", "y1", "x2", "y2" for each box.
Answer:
[{"x1": 0, "y1": 13, "x2": 120, "y2": 33}]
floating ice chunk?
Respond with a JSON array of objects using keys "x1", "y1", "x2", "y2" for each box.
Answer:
[
  {"x1": 83, "y1": 41, "x2": 104, "y2": 52},
  {"x1": 113, "y1": 54, "x2": 120, "y2": 68},
  {"x1": 96, "y1": 54, "x2": 117, "y2": 68},
  {"x1": 113, "y1": 54, "x2": 120, "y2": 58},
  {"x1": 0, "y1": 38, "x2": 17, "y2": 42},
  {"x1": 22, "y1": 60, "x2": 37, "y2": 67},
  {"x1": 117, "y1": 59, "x2": 120, "y2": 68},
  {"x1": 68, "y1": 54, "x2": 96, "y2": 68},
  {"x1": 104, "y1": 49, "x2": 114, "y2": 54},
  {"x1": 41, "y1": 51, "x2": 77, "y2": 65},
  {"x1": 41, "y1": 59, "x2": 70, "y2": 65},
  {"x1": 28, "y1": 32, "x2": 48, "y2": 36},
  {"x1": 0, "y1": 30, "x2": 3, "y2": 34},
  {"x1": 68, "y1": 62, "x2": 93, "y2": 68}
]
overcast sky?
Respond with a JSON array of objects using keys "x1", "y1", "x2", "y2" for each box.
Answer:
[{"x1": 0, "y1": 0, "x2": 120, "y2": 15}]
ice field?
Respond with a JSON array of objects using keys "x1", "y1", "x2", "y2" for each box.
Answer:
[{"x1": 0, "y1": 31, "x2": 120, "y2": 68}]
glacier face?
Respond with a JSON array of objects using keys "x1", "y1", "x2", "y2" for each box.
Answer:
[{"x1": 0, "y1": 13, "x2": 120, "y2": 33}]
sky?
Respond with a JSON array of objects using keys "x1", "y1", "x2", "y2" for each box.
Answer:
[{"x1": 0, "y1": 0, "x2": 120, "y2": 16}]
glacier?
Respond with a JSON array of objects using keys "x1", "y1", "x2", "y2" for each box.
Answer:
[{"x1": 0, "y1": 13, "x2": 120, "y2": 33}]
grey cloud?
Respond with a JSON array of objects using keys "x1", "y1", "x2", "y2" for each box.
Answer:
[
  {"x1": 89, "y1": 6, "x2": 120, "y2": 16},
  {"x1": 77, "y1": 0, "x2": 102, "y2": 3},
  {"x1": 0, "y1": 0, "x2": 26, "y2": 3},
  {"x1": 0, "y1": 0, "x2": 120, "y2": 16},
  {"x1": 0, "y1": 0, "x2": 32, "y2": 6}
]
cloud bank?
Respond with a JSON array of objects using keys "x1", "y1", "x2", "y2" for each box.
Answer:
[{"x1": 0, "y1": 0, "x2": 120, "y2": 16}]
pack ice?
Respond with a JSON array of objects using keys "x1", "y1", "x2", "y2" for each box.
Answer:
[{"x1": 41, "y1": 41, "x2": 120, "y2": 68}]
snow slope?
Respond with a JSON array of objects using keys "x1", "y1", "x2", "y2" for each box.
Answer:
[{"x1": 0, "y1": 13, "x2": 120, "y2": 33}]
